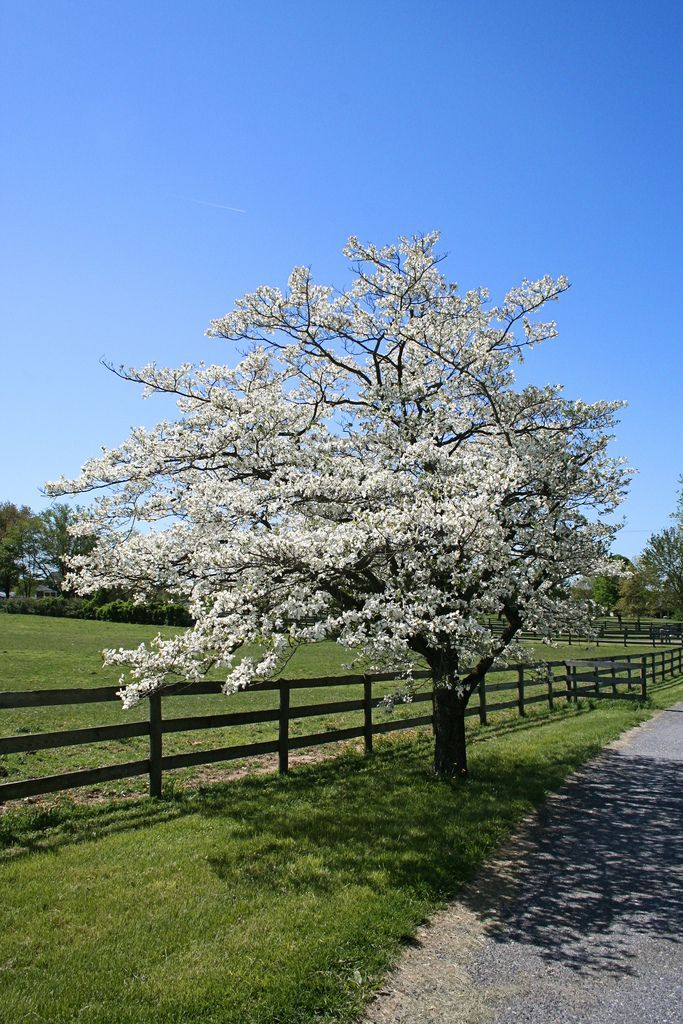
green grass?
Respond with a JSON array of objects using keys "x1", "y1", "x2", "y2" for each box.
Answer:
[
  {"x1": 0, "y1": 614, "x2": 671, "y2": 797},
  {"x1": 1, "y1": 679, "x2": 683, "y2": 1024},
  {"x1": 1, "y1": 613, "x2": 682, "y2": 1022},
  {"x1": 0, "y1": 616, "x2": 379, "y2": 792}
]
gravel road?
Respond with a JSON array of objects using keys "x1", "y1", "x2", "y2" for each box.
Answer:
[{"x1": 364, "y1": 703, "x2": 683, "y2": 1024}]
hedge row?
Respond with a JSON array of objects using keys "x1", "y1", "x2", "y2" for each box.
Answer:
[{"x1": 0, "y1": 596, "x2": 193, "y2": 626}]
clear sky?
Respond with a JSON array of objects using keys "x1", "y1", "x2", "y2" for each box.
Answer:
[{"x1": 1, "y1": 0, "x2": 681, "y2": 558}]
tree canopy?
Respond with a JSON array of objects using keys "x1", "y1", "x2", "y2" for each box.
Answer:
[
  {"x1": 590, "y1": 554, "x2": 632, "y2": 612},
  {"x1": 0, "y1": 502, "x2": 35, "y2": 598},
  {"x1": 618, "y1": 482, "x2": 683, "y2": 618},
  {"x1": 638, "y1": 528, "x2": 683, "y2": 616},
  {"x1": 47, "y1": 233, "x2": 629, "y2": 775},
  {"x1": 0, "y1": 501, "x2": 93, "y2": 598}
]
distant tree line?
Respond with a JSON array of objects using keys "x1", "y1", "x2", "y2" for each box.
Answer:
[
  {"x1": 586, "y1": 482, "x2": 683, "y2": 619},
  {"x1": 0, "y1": 501, "x2": 192, "y2": 625},
  {"x1": 4, "y1": 489, "x2": 682, "y2": 627},
  {"x1": 0, "y1": 501, "x2": 95, "y2": 599}
]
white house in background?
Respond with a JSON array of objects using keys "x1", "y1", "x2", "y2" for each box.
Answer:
[{"x1": 0, "y1": 585, "x2": 60, "y2": 599}]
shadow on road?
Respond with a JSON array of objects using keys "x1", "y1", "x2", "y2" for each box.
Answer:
[{"x1": 463, "y1": 748, "x2": 683, "y2": 976}]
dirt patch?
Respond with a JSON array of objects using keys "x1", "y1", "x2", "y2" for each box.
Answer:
[{"x1": 362, "y1": 901, "x2": 492, "y2": 1024}]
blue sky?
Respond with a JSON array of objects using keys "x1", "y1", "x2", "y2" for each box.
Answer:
[{"x1": 1, "y1": 0, "x2": 681, "y2": 558}]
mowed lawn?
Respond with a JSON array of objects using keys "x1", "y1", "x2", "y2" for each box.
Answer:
[
  {"x1": 0, "y1": 613, "x2": 668, "y2": 796},
  {"x1": 1, "y1": 613, "x2": 683, "y2": 1023},
  {"x1": 0, "y1": 615, "x2": 394, "y2": 792}
]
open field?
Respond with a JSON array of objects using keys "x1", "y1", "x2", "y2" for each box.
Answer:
[{"x1": 0, "y1": 614, "x2": 672, "y2": 798}]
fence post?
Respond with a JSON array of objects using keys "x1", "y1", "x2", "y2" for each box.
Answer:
[
  {"x1": 478, "y1": 674, "x2": 488, "y2": 726},
  {"x1": 547, "y1": 665, "x2": 554, "y2": 711},
  {"x1": 363, "y1": 677, "x2": 373, "y2": 754},
  {"x1": 640, "y1": 656, "x2": 647, "y2": 700},
  {"x1": 278, "y1": 682, "x2": 289, "y2": 774},
  {"x1": 148, "y1": 692, "x2": 163, "y2": 798},
  {"x1": 517, "y1": 666, "x2": 525, "y2": 716}
]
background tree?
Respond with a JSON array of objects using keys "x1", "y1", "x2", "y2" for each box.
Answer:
[
  {"x1": 618, "y1": 484, "x2": 683, "y2": 619},
  {"x1": 0, "y1": 531, "x2": 23, "y2": 598},
  {"x1": 617, "y1": 557, "x2": 659, "y2": 617},
  {"x1": 0, "y1": 502, "x2": 36, "y2": 597},
  {"x1": 34, "y1": 504, "x2": 96, "y2": 593},
  {"x1": 590, "y1": 554, "x2": 632, "y2": 614},
  {"x1": 638, "y1": 527, "x2": 683, "y2": 616},
  {"x1": 0, "y1": 501, "x2": 95, "y2": 597},
  {"x1": 591, "y1": 575, "x2": 620, "y2": 612},
  {"x1": 47, "y1": 233, "x2": 629, "y2": 778}
]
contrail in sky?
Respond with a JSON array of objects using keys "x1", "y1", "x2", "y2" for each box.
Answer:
[{"x1": 183, "y1": 196, "x2": 247, "y2": 213}]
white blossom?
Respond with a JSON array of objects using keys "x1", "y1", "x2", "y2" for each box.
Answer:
[{"x1": 47, "y1": 232, "x2": 630, "y2": 727}]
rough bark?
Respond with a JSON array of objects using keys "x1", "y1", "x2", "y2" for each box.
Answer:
[{"x1": 433, "y1": 685, "x2": 468, "y2": 779}]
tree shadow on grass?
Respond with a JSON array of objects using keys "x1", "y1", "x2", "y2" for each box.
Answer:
[
  {"x1": 191, "y1": 734, "x2": 618, "y2": 906},
  {"x1": 0, "y1": 699, "x2": 648, "y2": 877},
  {"x1": 0, "y1": 700, "x2": 598, "y2": 861},
  {"x1": 4, "y1": 711, "x2": 682, "y2": 989},
  {"x1": 1, "y1": 722, "x2": 594, "y2": 880},
  {"x1": 0, "y1": 794, "x2": 183, "y2": 859}
]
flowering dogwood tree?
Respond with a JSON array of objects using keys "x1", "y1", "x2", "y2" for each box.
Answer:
[{"x1": 47, "y1": 233, "x2": 629, "y2": 777}]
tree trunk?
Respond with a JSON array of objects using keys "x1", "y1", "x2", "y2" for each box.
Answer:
[{"x1": 433, "y1": 685, "x2": 468, "y2": 779}]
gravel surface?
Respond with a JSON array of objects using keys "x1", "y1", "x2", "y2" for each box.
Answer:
[{"x1": 364, "y1": 704, "x2": 683, "y2": 1024}]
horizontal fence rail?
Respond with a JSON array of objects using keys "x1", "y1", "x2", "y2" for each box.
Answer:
[
  {"x1": 484, "y1": 617, "x2": 683, "y2": 646},
  {"x1": 1, "y1": 648, "x2": 682, "y2": 803}
]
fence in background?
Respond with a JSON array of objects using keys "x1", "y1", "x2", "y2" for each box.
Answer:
[
  {"x1": 485, "y1": 618, "x2": 683, "y2": 646},
  {"x1": 1, "y1": 646, "x2": 682, "y2": 803}
]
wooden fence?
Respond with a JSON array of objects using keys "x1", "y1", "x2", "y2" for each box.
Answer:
[
  {"x1": 485, "y1": 617, "x2": 683, "y2": 646},
  {"x1": 1, "y1": 647, "x2": 682, "y2": 804}
]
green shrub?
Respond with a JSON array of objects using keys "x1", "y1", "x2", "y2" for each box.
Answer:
[
  {"x1": 1, "y1": 596, "x2": 97, "y2": 618},
  {"x1": 1, "y1": 596, "x2": 192, "y2": 626},
  {"x1": 93, "y1": 600, "x2": 193, "y2": 626}
]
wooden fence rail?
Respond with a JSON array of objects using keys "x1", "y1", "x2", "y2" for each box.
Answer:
[
  {"x1": 485, "y1": 618, "x2": 683, "y2": 647},
  {"x1": 1, "y1": 647, "x2": 682, "y2": 803}
]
